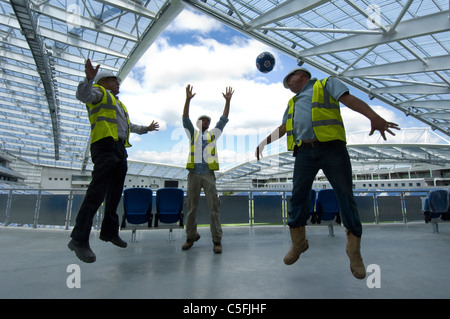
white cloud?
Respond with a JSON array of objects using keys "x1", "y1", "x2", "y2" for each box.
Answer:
[
  {"x1": 166, "y1": 9, "x2": 223, "y2": 34},
  {"x1": 131, "y1": 149, "x2": 186, "y2": 166},
  {"x1": 120, "y1": 27, "x2": 291, "y2": 143}
]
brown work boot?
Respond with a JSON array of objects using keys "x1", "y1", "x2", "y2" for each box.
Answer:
[
  {"x1": 213, "y1": 241, "x2": 222, "y2": 254},
  {"x1": 283, "y1": 226, "x2": 309, "y2": 265},
  {"x1": 182, "y1": 234, "x2": 200, "y2": 250},
  {"x1": 345, "y1": 229, "x2": 366, "y2": 279}
]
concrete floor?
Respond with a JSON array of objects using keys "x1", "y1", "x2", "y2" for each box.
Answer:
[{"x1": 1, "y1": 222, "x2": 449, "y2": 300}]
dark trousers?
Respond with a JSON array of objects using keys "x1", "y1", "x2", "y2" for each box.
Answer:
[
  {"x1": 288, "y1": 140, "x2": 362, "y2": 237},
  {"x1": 71, "y1": 137, "x2": 128, "y2": 243}
]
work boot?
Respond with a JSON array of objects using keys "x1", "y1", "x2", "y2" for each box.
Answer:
[
  {"x1": 99, "y1": 234, "x2": 128, "y2": 248},
  {"x1": 345, "y1": 229, "x2": 366, "y2": 279},
  {"x1": 182, "y1": 234, "x2": 201, "y2": 250},
  {"x1": 213, "y1": 241, "x2": 222, "y2": 254},
  {"x1": 68, "y1": 239, "x2": 96, "y2": 263},
  {"x1": 283, "y1": 226, "x2": 309, "y2": 265}
]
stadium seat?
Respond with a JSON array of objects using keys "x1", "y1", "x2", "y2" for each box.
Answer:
[
  {"x1": 315, "y1": 189, "x2": 341, "y2": 237},
  {"x1": 120, "y1": 188, "x2": 153, "y2": 242},
  {"x1": 423, "y1": 189, "x2": 449, "y2": 233},
  {"x1": 155, "y1": 188, "x2": 184, "y2": 241}
]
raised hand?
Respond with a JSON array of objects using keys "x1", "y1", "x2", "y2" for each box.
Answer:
[
  {"x1": 85, "y1": 58, "x2": 100, "y2": 81},
  {"x1": 186, "y1": 84, "x2": 196, "y2": 100},
  {"x1": 222, "y1": 86, "x2": 234, "y2": 101}
]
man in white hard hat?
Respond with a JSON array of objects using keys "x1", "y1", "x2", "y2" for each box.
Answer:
[
  {"x1": 256, "y1": 66, "x2": 399, "y2": 279},
  {"x1": 68, "y1": 59, "x2": 159, "y2": 263},
  {"x1": 182, "y1": 84, "x2": 234, "y2": 254}
]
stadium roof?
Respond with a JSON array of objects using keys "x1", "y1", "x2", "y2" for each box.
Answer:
[{"x1": 1, "y1": 0, "x2": 449, "y2": 179}]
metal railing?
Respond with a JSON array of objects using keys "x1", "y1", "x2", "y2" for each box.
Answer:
[{"x1": 0, "y1": 187, "x2": 436, "y2": 231}]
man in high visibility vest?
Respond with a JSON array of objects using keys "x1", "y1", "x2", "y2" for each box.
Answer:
[
  {"x1": 256, "y1": 67, "x2": 399, "y2": 279},
  {"x1": 68, "y1": 59, "x2": 159, "y2": 263},
  {"x1": 182, "y1": 84, "x2": 234, "y2": 253}
]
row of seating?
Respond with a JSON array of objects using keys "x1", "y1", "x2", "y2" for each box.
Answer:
[
  {"x1": 120, "y1": 187, "x2": 184, "y2": 242},
  {"x1": 119, "y1": 187, "x2": 342, "y2": 240},
  {"x1": 119, "y1": 187, "x2": 450, "y2": 241},
  {"x1": 312, "y1": 188, "x2": 450, "y2": 234},
  {"x1": 422, "y1": 189, "x2": 450, "y2": 233}
]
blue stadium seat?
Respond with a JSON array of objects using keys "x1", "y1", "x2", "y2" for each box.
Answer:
[
  {"x1": 315, "y1": 189, "x2": 341, "y2": 236},
  {"x1": 423, "y1": 189, "x2": 449, "y2": 233},
  {"x1": 121, "y1": 188, "x2": 153, "y2": 242},
  {"x1": 155, "y1": 188, "x2": 184, "y2": 240}
]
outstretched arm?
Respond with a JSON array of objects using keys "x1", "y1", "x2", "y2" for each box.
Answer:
[
  {"x1": 183, "y1": 84, "x2": 196, "y2": 118},
  {"x1": 130, "y1": 120, "x2": 159, "y2": 134},
  {"x1": 339, "y1": 93, "x2": 400, "y2": 140},
  {"x1": 255, "y1": 123, "x2": 286, "y2": 160},
  {"x1": 222, "y1": 86, "x2": 234, "y2": 118}
]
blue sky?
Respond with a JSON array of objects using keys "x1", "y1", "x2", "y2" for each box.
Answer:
[{"x1": 119, "y1": 8, "x2": 427, "y2": 170}]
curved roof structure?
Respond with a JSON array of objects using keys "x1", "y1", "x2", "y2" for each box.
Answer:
[
  {"x1": 217, "y1": 128, "x2": 450, "y2": 183},
  {"x1": 1, "y1": 0, "x2": 449, "y2": 176}
]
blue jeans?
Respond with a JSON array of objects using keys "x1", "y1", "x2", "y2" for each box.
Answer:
[{"x1": 288, "y1": 141, "x2": 362, "y2": 237}]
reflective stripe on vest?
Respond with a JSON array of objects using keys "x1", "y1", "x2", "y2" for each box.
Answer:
[
  {"x1": 86, "y1": 84, "x2": 131, "y2": 147},
  {"x1": 186, "y1": 130, "x2": 219, "y2": 171},
  {"x1": 286, "y1": 97, "x2": 297, "y2": 151},
  {"x1": 286, "y1": 77, "x2": 346, "y2": 151}
]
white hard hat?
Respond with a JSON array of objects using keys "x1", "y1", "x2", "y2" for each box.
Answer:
[
  {"x1": 94, "y1": 70, "x2": 121, "y2": 84},
  {"x1": 197, "y1": 115, "x2": 211, "y2": 122},
  {"x1": 283, "y1": 67, "x2": 311, "y2": 88}
]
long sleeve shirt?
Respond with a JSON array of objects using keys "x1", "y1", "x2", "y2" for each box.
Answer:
[{"x1": 76, "y1": 78, "x2": 149, "y2": 140}]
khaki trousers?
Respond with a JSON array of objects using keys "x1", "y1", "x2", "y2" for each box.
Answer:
[{"x1": 185, "y1": 171, "x2": 222, "y2": 242}]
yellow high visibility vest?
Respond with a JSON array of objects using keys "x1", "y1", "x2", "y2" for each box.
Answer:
[
  {"x1": 186, "y1": 130, "x2": 219, "y2": 171},
  {"x1": 286, "y1": 77, "x2": 346, "y2": 150},
  {"x1": 86, "y1": 84, "x2": 131, "y2": 147}
]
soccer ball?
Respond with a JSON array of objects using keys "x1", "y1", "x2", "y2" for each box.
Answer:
[{"x1": 256, "y1": 52, "x2": 275, "y2": 73}]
